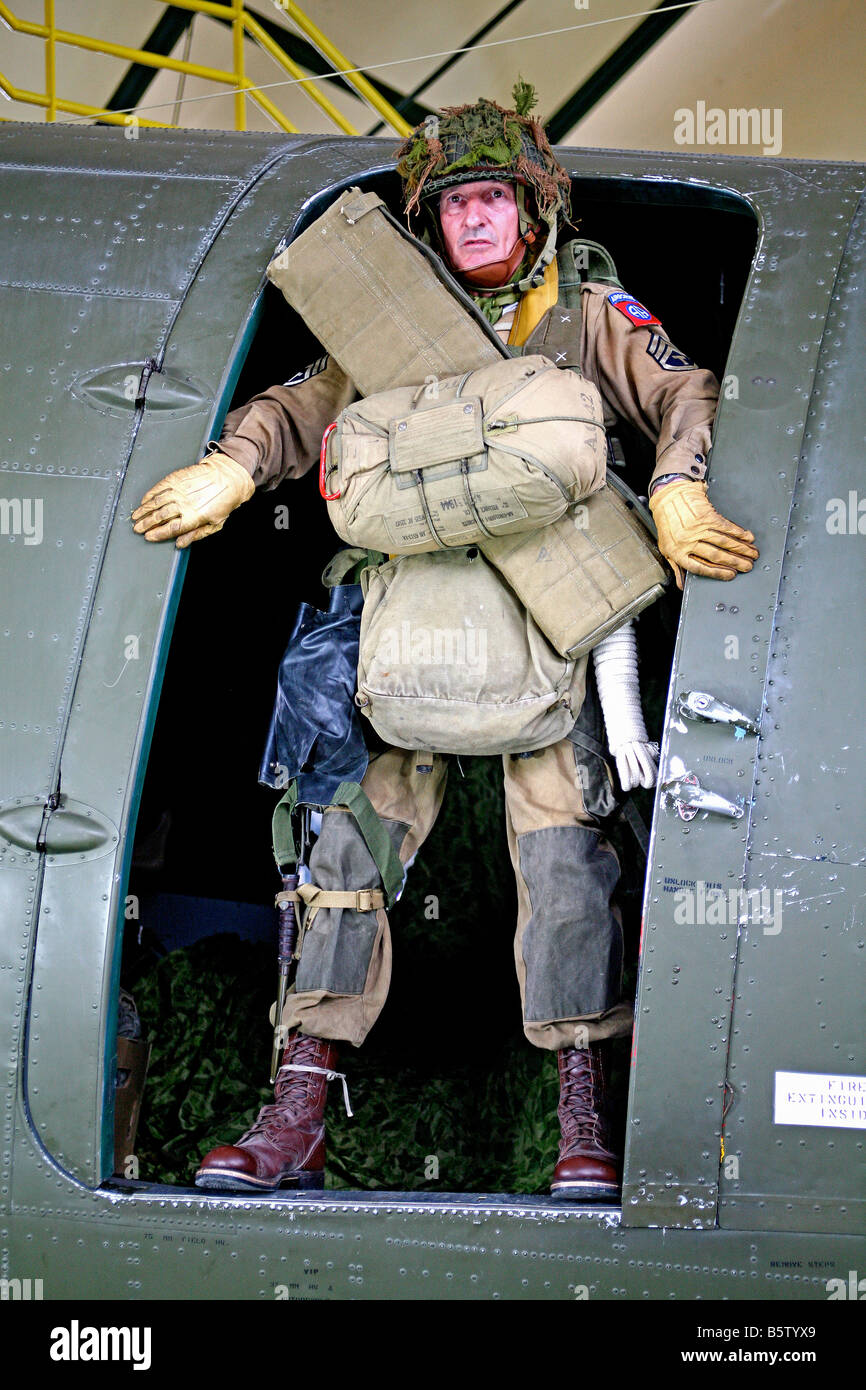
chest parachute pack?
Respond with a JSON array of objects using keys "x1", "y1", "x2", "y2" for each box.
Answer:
[
  {"x1": 265, "y1": 188, "x2": 666, "y2": 757},
  {"x1": 321, "y1": 354, "x2": 606, "y2": 555}
]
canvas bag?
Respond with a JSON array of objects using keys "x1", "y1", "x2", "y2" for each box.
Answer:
[
  {"x1": 476, "y1": 237, "x2": 668, "y2": 658},
  {"x1": 355, "y1": 546, "x2": 588, "y2": 755},
  {"x1": 321, "y1": 354, "x2": 605, "y2": 554},
  {"x1": 266, "y1": 186, "x2": 505, "y2": 395},
  {"x1": 480, "y1": 479, "x2": 668, "y2": 659}
]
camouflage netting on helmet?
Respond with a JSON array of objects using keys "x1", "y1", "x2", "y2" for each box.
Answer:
[{"x1": 395, "y1": 81, "x2": 572, "y2": 224}]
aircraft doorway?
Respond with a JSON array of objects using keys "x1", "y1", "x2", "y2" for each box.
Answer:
[{"x1": 119, "y1": 173, "x2": 758, "y2": 1197}]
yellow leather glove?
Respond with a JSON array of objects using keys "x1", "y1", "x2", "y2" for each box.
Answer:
[
  {"x1": 649, "y1": 478, "x2": 759, "y2": 589},
  {"x1": 132, "y1": 452, "x2": 255, "y2": 548}
]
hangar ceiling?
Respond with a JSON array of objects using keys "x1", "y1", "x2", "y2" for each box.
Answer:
[{"x1": 1, "y1": 0, "x2": 863, "y2": 161}]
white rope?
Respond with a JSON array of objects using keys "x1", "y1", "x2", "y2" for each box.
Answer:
[
  {"x1": 592, "y1": 621, "x2": 659, "y2": 791},
  {"x1": 279, "y1": 1062, "x2": 353, "y2": 1117}
]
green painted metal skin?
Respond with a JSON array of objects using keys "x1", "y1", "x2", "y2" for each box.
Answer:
[{"x1": 0, "y1": 124, "x2": 863, "y2": 1300}]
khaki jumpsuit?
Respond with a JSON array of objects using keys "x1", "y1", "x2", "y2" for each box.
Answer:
[{"x1": 217, "y1": 270, "x2": 719, "y2": 1051}]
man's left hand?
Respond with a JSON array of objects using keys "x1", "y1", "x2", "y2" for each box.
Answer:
[{"x1": 649, "y1": 478, "x2": 758, "y2": 588}]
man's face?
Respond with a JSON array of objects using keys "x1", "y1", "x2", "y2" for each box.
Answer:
[{"x1": 437, "y1": 180, "x2": 519, "y2": 271}]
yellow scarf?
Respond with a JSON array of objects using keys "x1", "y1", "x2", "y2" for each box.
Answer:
[{"x1": 508, "y1": 258, "x2": 559, "y2": 347}]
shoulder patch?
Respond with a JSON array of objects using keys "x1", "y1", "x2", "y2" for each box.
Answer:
[
  {"x1": 645, "y1": 332, "x2": 697, "y2": 371},
  {"x1": 608, "y1": 289, "x2": 661, "y2": 327},
  {"x1": 283, "y1": 354, "x2": 328, "y2": 387}
]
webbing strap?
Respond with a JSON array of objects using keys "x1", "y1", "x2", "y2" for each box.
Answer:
[
  {"x1": 321, "y1": 546, "x2": 385, "y2": 588},
  {"x1": 622, "y1": 797, "x2": 650, "y2": 859},
  {"x1": 567, "y1": 725, "x2": 610, "y2": 762},
  {"x1": 331, "y1": 780, "x2": 405, "y2": 906},
  {"x1": 557, "y1": 238, "x2": 622, "y2": 305},
  {"x1": 272, "y1": 782, "x2": 300, "y2": 869},
  {"x1": 271, "y1": 780, "x2": 404, "y2": 904},
  {"x1": 276, "y1": 884, "x2": 385, "y2": 913}
]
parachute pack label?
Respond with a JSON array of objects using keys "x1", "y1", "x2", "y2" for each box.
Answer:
[{"x1": 384, "y1": 488, "x2": 529, "y2": 547}]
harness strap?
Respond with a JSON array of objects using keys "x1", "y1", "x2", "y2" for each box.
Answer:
[
  {"x1": 275, "y1": 884, "x2": 385, "y2": 913},
  {"x1": 330, "y1": 780, "x2": 405, "y2": 907},
  {"x1": 271, "y1": 780, "x2": 404, "y2": 906},
  {"x1": 272, "y1": 782, "x2": 300, "y2": 870},
  {"x1": 621, "y1": 797, "x2": 650, "y2": 859}
]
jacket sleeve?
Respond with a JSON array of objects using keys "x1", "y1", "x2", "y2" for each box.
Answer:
[
  {"x1": 214, "y1": 355, "x2": 357, "y2": 491},
  {"x1": 579, "y1": 282, "x2": 720, "y2": 490}
]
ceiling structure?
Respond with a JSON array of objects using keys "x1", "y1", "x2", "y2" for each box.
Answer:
[{"x1": 1, "y1": 0, "x2": 863, "y2": 160}]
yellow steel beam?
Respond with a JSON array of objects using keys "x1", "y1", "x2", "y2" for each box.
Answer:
[
  {"x1": 245, "y1": 83, "x2": 297, "y2": 133},
  {"x1": 232, "y1": 0, "x2": 245, "y2": 131},
  {"x1": 0, "y1": 72, "x2": 171, "y2": 126},
  {"x1": 242, "y1": 11, "x2": 357, "y2": 135},
  {"x1": 44, "y1": 0, "x2": 55, "y2": 122},
  {"x1": 0, "y1": 3, "x2": 243, "y2": 84},
  {"x1": 139, "y1": 0, "x2": 244, "y2": 20},
  {"x1": 274, "y1": 2, "x2": 411, "y2": 135}
]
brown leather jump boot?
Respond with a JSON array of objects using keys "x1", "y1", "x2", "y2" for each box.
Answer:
[
  {"x1": 550, "y1": 1042, "x2": 621, "y2": 1202},
  {"x1": 195, "y1": 1031, "x2": 346, "y2": 1192}
]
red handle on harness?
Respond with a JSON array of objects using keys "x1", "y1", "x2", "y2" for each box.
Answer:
[{"x1": 319, "y1": 421, "x2": 340, "y2": 500}]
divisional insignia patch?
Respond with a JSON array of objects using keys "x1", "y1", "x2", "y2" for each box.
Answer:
[
  {"x1": 608, "y1": 289, "x2": 661, "y2": 327},
  {"x1": 645, "y1": 332, "x2": 697, "y2": 371},
  {"x1": 284, "y1": 354, "x2": 328, "y2": 387}
]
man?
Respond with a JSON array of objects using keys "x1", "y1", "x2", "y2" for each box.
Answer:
[{"x1": 132, "y1": 88, "x2": 758, "y2": 1200}]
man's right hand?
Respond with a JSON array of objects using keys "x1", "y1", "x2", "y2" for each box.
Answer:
[
  {"x1": 131, "y1": 452, "x2": 255, "y2": 548},
  {"x1": 649, "y1": 478, "x2": 759, "y2": 589}
]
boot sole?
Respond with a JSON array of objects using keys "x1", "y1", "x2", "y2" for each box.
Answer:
[
  {"x1": 550, "y1": 1179, "x2": 620, "y2": 1202},
  {"x1": 194, "y1": 1168, "x2": 325, "y2": 1193}
]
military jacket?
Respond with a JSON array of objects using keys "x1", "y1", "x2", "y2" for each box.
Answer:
[{"x1": 216, "y1": 270, "x2": 719, "y2": 495}]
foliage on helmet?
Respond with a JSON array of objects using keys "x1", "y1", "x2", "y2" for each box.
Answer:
[{"x1": 395, "y1": 80, "x2": 571, "y2": 224}]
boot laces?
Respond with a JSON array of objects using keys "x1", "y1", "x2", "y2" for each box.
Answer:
[
  {"x1": 560, "y1": 1051, "x2": 609, "y2": 1149},
  {"x1": 238, "y1": 1102, "x2": 299, "y2": 1144}
]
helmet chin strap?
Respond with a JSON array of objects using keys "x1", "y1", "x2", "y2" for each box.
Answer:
[{"x1": 454, "y1": 224, "x2": 541, "y2": 291}]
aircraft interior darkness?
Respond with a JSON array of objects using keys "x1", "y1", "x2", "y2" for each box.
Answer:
[{"x1": 121, "y1": 173, "x2": 758, "y2": 1192}]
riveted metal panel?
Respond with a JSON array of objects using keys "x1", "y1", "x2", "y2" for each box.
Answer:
[
  {"x1": 0, "y1": 124, "x2": 332, "y2": 1185},
  {"x1": 16, "y1": 129, "x2": 398, "y2": 1186},
  {"x1": 0, "y1": 122, "x2": 309, "y2": 184},
  {"x1": 623, "y1": 167, "x2": 866, "y2": 1227},
  {"x1": 0, "y1": 294, "x2": 172, "y2": 803},
  {"x1": 4, "y1": 1186, "x2": 862, "y2": 1301},
  {"x1": 719, "y1": 195, "x2": 866, "y2": 1234}
]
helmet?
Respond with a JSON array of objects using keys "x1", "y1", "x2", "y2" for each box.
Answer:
[{"x1": 394, "y1": 80, "x2": 572, "y2": 294}]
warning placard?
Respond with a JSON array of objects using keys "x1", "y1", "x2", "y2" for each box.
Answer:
[{"x1": 773, "y1": 1070, "x2": 866, "y2": 1129}]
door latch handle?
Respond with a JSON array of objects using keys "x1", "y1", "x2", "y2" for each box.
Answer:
[
  {"x1": 661, "y1": 772, "x2": 745, "y2": 821},
  {"x1": 676, "y1": 690, "x2": 760, "y2": 738}
]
